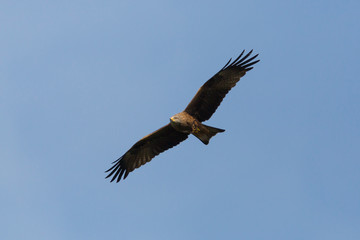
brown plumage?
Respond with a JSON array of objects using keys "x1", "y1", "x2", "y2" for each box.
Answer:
[{"x1": 106, "y1": 50, "x2": 259, "y2": 182}]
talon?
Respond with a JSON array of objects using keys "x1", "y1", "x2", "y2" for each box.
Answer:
[
  {"x1": 192, "y1": 122, "x2": 200, "y2": 133},
  {"x1": 192, "y1": 126, "x2": 200, "y2": 133}
]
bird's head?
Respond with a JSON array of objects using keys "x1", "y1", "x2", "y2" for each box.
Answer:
[{"x1": 170, "y1": 114, "x2": 181, "y2": 124}]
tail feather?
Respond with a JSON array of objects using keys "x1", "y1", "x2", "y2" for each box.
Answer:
[{"x1": 193, "y1": 124, "x2": 225, "y2": 145}]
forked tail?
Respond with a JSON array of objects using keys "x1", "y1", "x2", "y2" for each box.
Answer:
[{"x1": 193, "y1": 124, "x2": 225, "y2": 145}]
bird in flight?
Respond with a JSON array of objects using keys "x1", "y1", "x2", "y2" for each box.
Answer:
[{"x1": 106, "y1": 50, "x2": 260, "y2": 182}]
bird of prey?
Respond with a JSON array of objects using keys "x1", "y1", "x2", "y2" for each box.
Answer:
[{"x1": 106, "y1": 50, "x2": 259, "y2": 182}]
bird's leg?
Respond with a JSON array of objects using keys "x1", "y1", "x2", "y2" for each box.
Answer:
[{"x1": 192, "y1": 120, "x2": 201, "y2": 133}]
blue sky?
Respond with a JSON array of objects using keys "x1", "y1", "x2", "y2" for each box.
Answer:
[{"x1": 1, "y1": 0, "x2": 359, "y2": 239}]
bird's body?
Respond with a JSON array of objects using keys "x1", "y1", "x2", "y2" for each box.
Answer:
[
  {"x1": 170, "y1": 111, "x2": 225, "y2": 145},
  {"x1": 106, "y1": 50, "x2": 260, "y2": 182},
  {"x1": 169, "y1": 111, "x2": 196, "y2": 134}
]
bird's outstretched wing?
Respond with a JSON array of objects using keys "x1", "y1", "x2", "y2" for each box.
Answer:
[
  {"x1": 184, "y1": 50, "x2": 259, "y2": 122},
  {"x1": 105, "y1": 124, "x2": 188, "y2": 182}
]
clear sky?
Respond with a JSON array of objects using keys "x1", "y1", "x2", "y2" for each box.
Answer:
[{"x1": 1, "y1": 1, "x2": 359, "y2": 239}]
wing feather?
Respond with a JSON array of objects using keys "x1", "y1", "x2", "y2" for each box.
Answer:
[
  {"x1": 105, "y1": 123, "x2": 188, "y2": 182},
  {"x1": 184, "y1": 50, "x2": 259, "y2": 122}
]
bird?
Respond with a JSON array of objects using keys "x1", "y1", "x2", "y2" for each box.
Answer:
[{"x1": 105, "y1": 50, "x2": 260, "y2": 182}]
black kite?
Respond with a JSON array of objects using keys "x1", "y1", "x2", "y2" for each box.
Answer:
[{"x1": 106, "y1": 50, "x2": 259, "y2": 182}]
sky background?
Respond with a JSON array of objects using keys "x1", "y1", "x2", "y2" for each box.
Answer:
[{"x1": 1, "y1": 0, "x2": 359, "y2": 239}]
